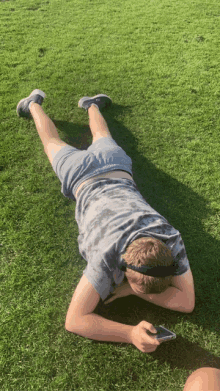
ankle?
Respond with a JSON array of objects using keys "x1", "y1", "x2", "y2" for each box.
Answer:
[
  {"x1": 29, "y1": 101, "x2": 35, "y2": 111},
  {"x1": 29, "y1": 101, "x2": 42, "y2": 115},
  {"x1": 88, "y1": 103, "x2": 99, "y2": 113}
]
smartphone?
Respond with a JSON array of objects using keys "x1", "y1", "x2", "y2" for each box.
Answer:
[{"x1": 147, "y1": 326, "x2": 176, "y2": 342}]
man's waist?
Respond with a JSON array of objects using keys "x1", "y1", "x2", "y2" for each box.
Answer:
[{"x1": 75, "y1": 170, "x2": 134, "y2": 198}]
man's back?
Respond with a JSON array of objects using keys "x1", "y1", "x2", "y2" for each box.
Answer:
[{"x1": 75, "y1": 176, "x2": 190, "y2": 302}]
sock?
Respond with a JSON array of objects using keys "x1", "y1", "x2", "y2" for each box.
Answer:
[
  {"x1": 89, "y1": 103, "x2": 99, "y2": 110},
  {"x1": 28, "y1": 100, "x2": 34, "y2": 110}
]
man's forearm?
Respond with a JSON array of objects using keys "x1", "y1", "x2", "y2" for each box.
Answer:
[
  {"x1": 66, "y1": 312, "x2": 134, "y2": 343},
  {"x1": 134, "y1": 286, "x2": 193, "y2": 313}
]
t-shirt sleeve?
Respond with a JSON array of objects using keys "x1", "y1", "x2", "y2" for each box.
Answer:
[
  {"x1": 83, "y1": 261, "x2": 114, "y2": 302},
  {"x1": 169, "y1": 233, "x2": 190, "y2": 275}
]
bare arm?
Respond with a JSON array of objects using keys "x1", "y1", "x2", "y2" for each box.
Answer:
[
  {"x1": 65, "y1": 275, "x2": 133, "y2": 343},
  {"x1": 105, "y1": 284, "x2": 193, "y2": 313},
  {"x1": 103, "y1": 279, "x2": 192, "y2": 312},
  {"x1": 67, "y1": 312, "x2": 134, "y2": 343},
  {"x1": 133, "y1": 286, "x2": 194, "y2": 313},
  {"x1": 108, "y1": 269, "x2": 195, "y2": 313},
  {"x1": 65, "y1": 276, "x2": 160, "y2": 352}
]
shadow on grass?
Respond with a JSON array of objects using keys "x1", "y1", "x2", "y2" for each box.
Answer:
[
  {"x1": 52, "y1": 117, "x2": 93, "y2": 151},
  {"x1": 94, "y1": 296, "x2": 220, "y2": 373},
  {"x1": 53, "y1": 103, "x2": 220, "y2": 374}
]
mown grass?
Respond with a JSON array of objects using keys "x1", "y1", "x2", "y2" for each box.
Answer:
[{"x1": 0, "y1": 0, "x2": 220, "y2": 390}]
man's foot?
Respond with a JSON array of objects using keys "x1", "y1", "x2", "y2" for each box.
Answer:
[
  {"x1": 16, "y1": 89, "x2": 46, "y2": 118},
  {"x1": 78, "y1": 94, "x2": 112, "y2": 111}
]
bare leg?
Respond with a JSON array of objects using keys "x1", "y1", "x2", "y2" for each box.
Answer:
[
  {"x1": 29, "y1": 102, "x2": 67, "y2": 165},
  {"x1": 29, "y1": 102, "x2": 113, "y2": 165},
  {"x1": 88, "y1": 104, "x2": 113, "y2": 143},
  {"x1": 183, "y1": 367, "x2": 220, "y2": 391}
]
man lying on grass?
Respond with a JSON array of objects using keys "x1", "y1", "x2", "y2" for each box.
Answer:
[{"x1": 17, "y1": 90, "x2": 195, "y2": 353}]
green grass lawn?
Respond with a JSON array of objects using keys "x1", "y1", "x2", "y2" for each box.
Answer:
[{"x1": 1, "y1": 0, "x2": 220, "y2": 389}]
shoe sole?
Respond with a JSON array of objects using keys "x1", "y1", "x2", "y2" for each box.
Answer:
[
  {"x1": 78, "y1": 94, "x2": 112, "y2": 109},
  {"x1": 16, "y1": 89, "x2": 46, "y2": 116}
]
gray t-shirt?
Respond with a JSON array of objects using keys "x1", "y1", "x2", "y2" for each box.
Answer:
[{"x1": 74, "y1": 177, "x2": 190, "y2": 302}]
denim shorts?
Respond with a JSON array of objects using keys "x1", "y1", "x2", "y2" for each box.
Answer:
[{"x1": 52, "y1": 137, "x2": 133, "y2": 201}]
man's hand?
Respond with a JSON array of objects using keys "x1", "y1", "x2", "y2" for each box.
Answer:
[
  {"x1": 104, "y1": 281, "x2": 133, "y2": 304},
  {"x1": 131, "y1": 321, "x2": 161, "y2": 353}
]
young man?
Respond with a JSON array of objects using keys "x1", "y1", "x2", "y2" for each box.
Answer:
[
  {"x1": 17, "y1": 89, "x2": 220, "y2": 390},
  {"x1": 17, "y1": 89, "x2": 195, "y2": 348}
]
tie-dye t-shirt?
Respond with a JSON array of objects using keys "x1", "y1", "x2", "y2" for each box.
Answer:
[{"x1": 75, "y1": 177, "x2": 190, "y2": 302}]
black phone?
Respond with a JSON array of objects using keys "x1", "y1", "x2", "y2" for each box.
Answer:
[{"x1": 147, "y1": 325, "x2": 176, "y2": 342}]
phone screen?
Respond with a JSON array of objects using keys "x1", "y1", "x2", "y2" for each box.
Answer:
[{"x1": 147, "y1": 326, "x2": 176, "y2": 341}]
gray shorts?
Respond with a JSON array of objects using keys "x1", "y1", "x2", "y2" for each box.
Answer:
[{"x1": 52, "y1": 137, "x2": 133, "y2": 201}]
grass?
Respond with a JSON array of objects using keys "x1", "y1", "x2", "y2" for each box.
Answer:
[{"x1": 1, "y1": 0, "x2": 220, "y2": 389}]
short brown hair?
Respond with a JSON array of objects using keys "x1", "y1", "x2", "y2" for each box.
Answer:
[{"x1": 122, "y1": 237, "x2": 173, "y2": 294}]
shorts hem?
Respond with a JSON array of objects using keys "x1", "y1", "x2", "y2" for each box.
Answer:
[{"x1": 52, "y1": 145, "x2": 78, "y2": 175}]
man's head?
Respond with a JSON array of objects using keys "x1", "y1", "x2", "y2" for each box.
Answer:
[{"x1": 122, "y1": 237, "x2": 173, "y2": 295}]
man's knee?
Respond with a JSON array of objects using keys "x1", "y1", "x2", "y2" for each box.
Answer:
[{"x1": 183, "y1": 367, "x2": 220, "y2": 391}]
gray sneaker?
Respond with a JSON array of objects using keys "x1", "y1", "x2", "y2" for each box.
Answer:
[
  {"x1": 78, "y1": 94, "x2": 112, "y2": 111},
  {"x1": 16, "y1": 89, "x2": 46, "y2": 118}
]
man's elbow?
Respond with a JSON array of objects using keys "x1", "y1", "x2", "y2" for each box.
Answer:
[
  {"x1": 65, "y1": 314, "x2": 84, "y2": 333},
  {"x1": 185, "y1": 305, "x2": 194, "y2": 313},
  {"x1": 175, "y1": 292, "x2": 195, "y2": 313},
  {"x1": 185, "y1": 296, "x2": 195, "y2": 313},
  {"x1": 65, "y1": 315, "x2": 77, "y2": 333},
  {"x1": 65, "y1": 319, "x2": 72, "y2": 332}
]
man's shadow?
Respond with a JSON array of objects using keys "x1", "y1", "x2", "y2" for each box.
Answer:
[{"x1": 53, "y1": 103, "x2": 220, "y2": 374}]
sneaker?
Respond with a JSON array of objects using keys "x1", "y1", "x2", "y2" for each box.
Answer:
[
  {"x1": 16, "y1": 89, "x2": 46, "y2": 118},
  {"x1": 78, "y1": 94, "x2": 112, "y2": 111}
]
